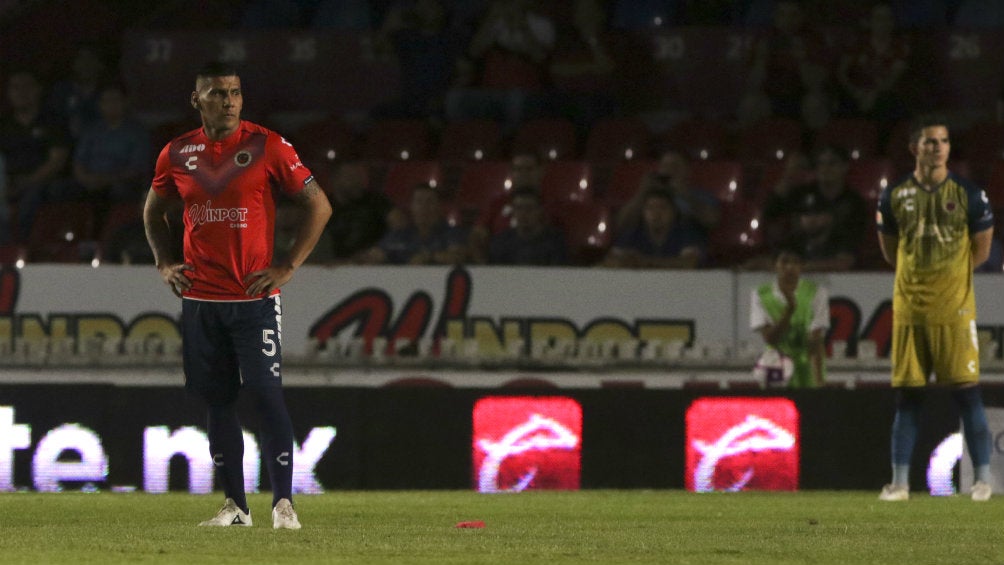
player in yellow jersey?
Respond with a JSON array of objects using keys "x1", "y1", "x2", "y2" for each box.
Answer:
[{"x1": 876, "y1": 114, "x2": 995, "y2": 502}]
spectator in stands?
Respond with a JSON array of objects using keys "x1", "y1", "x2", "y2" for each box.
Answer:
[
  {"x1": 745, "y1": 0, "x2": 833, "y2": 121},
  {"x1": 362, "y1": 183, "x2": 468, "y2": 265},
  {"x1": 836, "y1": 3, "x2": 910, "y2": 138},
  {"x1": 750, "y1": 243, "x2": 829, "y2": 388},
  {"x1": 238, "y1": 0, "x2": 303, "y2": 28},
  {"x1": 311, "y1": 0, "x2": 374, "y2": 30},
  {"x1": 546, "y1": 0, "x2": 618, "y2": 131},
  {"x1": 890, "y1": 0, "x2": 948, "y2": 27},
  {"x1": 759, "y1": 149, "x2": 813, "y2": 251},
  {"x1": 317, "y1": 162, "x2": 394, "y2": 263},
  {"x1": 488, "y1": 186, "x2": 567, "y2": 265},
  {"x1": 0, "y1": 69, "x2": 71, "y2": 242},
  {"x1": 56, "y1": 83, "x2": 151, "y2": 225},
  {"x1": 611, "y1": 0, "x2": 678, "y2": 28},
  {"x1": 786, "y1": 190, "x2": 859, "y2": 272},
  {"x1": 468, "y1": 151, "x2": 545, "y2": 263},
  {"x1": 47, "y1": 43, "x2": 109, "y2": 139},
  {"x1": 614, "y1": 150, "x2": 720, "y2": 246},
  {"x1": 953, "y1": 0, "x2": 1004, "y2": 27},
  {"x1": 274, "y1": 198, "x2": 334, "y2": 266},
  {"x1": 0, "y1": 152, "x2": 9, "y2": 244},
  {"x1": 103, "y1": 201, "x2": 154, "y2": 265},
  {"x1": 445, "y1": 0, "x2": 556, "y2": 130},
  {"x1": 976, "y1": 236, "x2": 1004, "y2": 273},
  {"x1": 751, "y1": 145, "x2": 866, "y2": 271},
  {"x1": 603, "y1": 187, "x2": 705, "y2": 269},
  {"x1": 371, "y1": 0, "x2": 463, "y2": 120}
]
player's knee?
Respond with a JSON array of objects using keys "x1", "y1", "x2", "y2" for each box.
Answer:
[
  {"x1": 895, "y1": 387, "x2": 925, "y2": 409},
  {"x1": 950, "y1": 384, "x2": 983, "y2": 409},
  {"x1": 190, "y1": 383, "x2": 239, "y2": 407}
]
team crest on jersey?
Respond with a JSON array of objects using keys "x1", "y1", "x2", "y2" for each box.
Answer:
[
  {"x1": 944, "y1": 201, "x2": 957, "y2": 213},
  {"x1": 234, "y1": 150, "x2": 253, "y2": 167}
]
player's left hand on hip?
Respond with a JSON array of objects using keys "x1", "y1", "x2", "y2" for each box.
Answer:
[{"x1": 244, "y1": 266, "x2": 294, "y2": 297}]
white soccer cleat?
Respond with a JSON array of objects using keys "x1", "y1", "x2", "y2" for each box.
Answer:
[
  {"x1": 971, "y1": 481, "x2": 992, "y2": 502},
  {"x1": 878, "y1": 484, "x2": 909, "y2": 501},
  {"x1": 198, "y1": 498, "x2": 252, "y2": 527},
  {"x1": 272, "y1": 498, "x2": 302, "y2": 530}
]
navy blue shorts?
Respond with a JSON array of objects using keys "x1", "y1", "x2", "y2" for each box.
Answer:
[{"x1": 181, "y1": 295, "x2": 284, "y2": 405}]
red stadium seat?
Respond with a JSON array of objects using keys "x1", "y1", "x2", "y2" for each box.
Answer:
[
  {"x1": 362, "y1": 119, "x2": 432, "y2": 161},
  {"x1": 453, "y1": 161, "x2": 512, "y2": 222},
  {"x1": 151, "y1": 118, "x2": 198, "y2": 152},
  {"x1": 540, "y1": 161, "x2": 593, "y2": 215},
  {"x1": 559, "y1": 201, "x2": 612, "y2": 266},
  {"x1": 813, "y1": 118, "x2": 879, "y2": 160},
  {"x1": 603, "y1": 160, "x2": 657, "y2": 210},
  {"x1": 437, "y1": 119, "x2": 503, "y2": 162},
  {"x1": 584, "y1": 117, "x2": 651, "y2": 162},
  {"x1": 883, "y1": 118, "x2": 914, "y2": 169},
  {"x1": 290, "y1": 116, "x2": 356, "y2": 166},
  {"x1": 961, "y1": 121, "x2": 1004, "y2": 162},
  {"x1": 735, "y1": 117, "x2": 803, "y2": 163},
  {"x1": 847, "y1": 158, "x2": 900, "y2": 202},
  {"x1": 511, "y1": 118, "x2": 578, "y2": 161},
  {"x1": 381, "y1": 161, "x2": 443, "y2": 210},
  {"x1": 27, "y1": 202, "x2": 97, "y2": 263},
  {"x1": 98, "y1": 202, "x2": 144, "y2": 257},
  {"x1": 707, "y1": 199, "x2": 763, "y2": 268},
  {"x1": 984, "y1": 162, "x2": 1004, "y2": 210},
  {"x1": 0, "y1": 244, "x2": 26, "y2": 265},
  {"x1": 689, "y1": 160, "x2": 744, "y2": 203},
  {"x1": 660, "y1": 119, "x2": 731, "y2": 161}
]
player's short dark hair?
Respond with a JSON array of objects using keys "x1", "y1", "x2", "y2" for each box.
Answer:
[
  {"x1": 98, "y1": 80, "x2": 129, "y2": 97},
  {"x1": 195, "y1": 61, "x2": 240, "y2": 82},
  {"x1": 813, "y1": 144, "x2": 849, "y2": 165},
  {"x1": 642, "y1": 187, "x2": 677, "y2": 210},
  {"x1": 411, "y1": 182, "x2": 442, "y2": 200},
  {"x1": 909, "y1": 113, "x2": 950, "y2": 144},
  {"x1": 511, "y1": 186, "x2": 542, "y2": 202},
  {"x1": 773, "y1": 239, "x2": 805, "y2": 261}
]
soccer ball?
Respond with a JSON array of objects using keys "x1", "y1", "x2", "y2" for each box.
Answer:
[{"x1": 752, "y1": 349, "x2": 794, "y2": 388}]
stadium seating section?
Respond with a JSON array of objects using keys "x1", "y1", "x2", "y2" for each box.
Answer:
[{"x1": 6, "y1": 20, "x2": 1004, "y2": 269}]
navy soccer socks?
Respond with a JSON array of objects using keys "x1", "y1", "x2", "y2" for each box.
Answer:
[
  {"x1": 952, "y1": 385, "x2": 992, "y2": 483},
  {"x1": 207, "y1": 402, "x2": 249, "y2": 514},
  {"x1": 890, "y1": 388, "x2": 923, "y2": 486},
  {"x1": 251, "y1": 386, "x2": 295, "y2": 507}
]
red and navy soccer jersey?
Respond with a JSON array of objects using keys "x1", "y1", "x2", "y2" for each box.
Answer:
[{"x1": 152, "y1": 121, "x2": 314, "y2": 300}]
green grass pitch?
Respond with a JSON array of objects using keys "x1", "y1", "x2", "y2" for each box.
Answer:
[{"x1": 0, "y1": 490, "x2": 1001, "y2": 564}]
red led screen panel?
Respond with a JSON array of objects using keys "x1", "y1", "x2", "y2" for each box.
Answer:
[
  {"x1": 686, "y1": 397, "x2": 800, "y2": 492},
  {"x1": 472, "y1": 397, "x2": 582, "y2": 492}
]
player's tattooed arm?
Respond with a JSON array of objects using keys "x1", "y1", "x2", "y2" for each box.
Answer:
[
  {"x1": 245, "y1": 179, "x2": 332, "y2": 296},
  {"x1": 144, "y1": 188, "x2": 191, "y2": 297}
]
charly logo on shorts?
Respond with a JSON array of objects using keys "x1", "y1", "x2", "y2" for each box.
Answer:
[{"x1": 234, "y1": 150, "x2": 253, "y2": 167}]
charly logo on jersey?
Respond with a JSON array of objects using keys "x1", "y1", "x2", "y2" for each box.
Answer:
[
  {"x1": 234, "y1": 150, "x2": 253, "y2": 167},
  {"x1": 188, "y1": 200, "x2": 249, "y2": 229},
  {"x1": 179, "y1": 144, "x2": 205, "y2": 154}
]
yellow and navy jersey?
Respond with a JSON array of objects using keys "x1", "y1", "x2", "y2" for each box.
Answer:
[{"x1": 877, "y1": 171, "x2": 994, "y2": 323}]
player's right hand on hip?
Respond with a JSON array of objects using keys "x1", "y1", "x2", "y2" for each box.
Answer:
[{"x1": 158, "y1": 263, "x2": 194, "y2": 297}]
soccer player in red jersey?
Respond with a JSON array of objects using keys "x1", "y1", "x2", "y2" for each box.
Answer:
[{"x1": 143, "y1": 62, "x2": 331, "y2": 529}]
